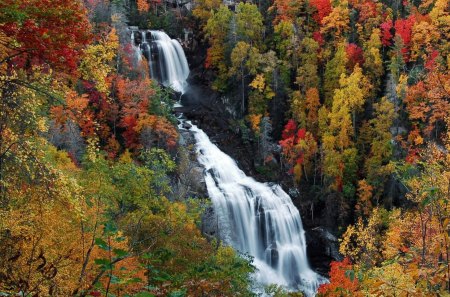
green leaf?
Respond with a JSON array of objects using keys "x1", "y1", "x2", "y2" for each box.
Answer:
[
  {"x1": 110, "y1": 275, "x2": 121, "y2": 284},
  {"x1": 167, "y1": 290, "x2": 186, "y2": 297},
  {"x1": 133, "y1": 292, "x2": 156, "y2": 297},
  {"x1": 95, "y1": 238, "x2": 109, "y2": 250},
  {"x1": 94, "y1": 258, "x2": 113, "y2": 270},
  {"x1": 141, "y1": 253, "x2": 153, "y2": 260},
  {"x1": 152, "y1": 276, "x2": 169, "y2": 282},
  {"x1": 94, "y1": 258, "x2": 110, "y2": 265},
  {"x1": 104, "y1": 221, "x2": 118, "y2": 234},
  {"x1": 129, "y1": 277, "x2": 143, "y2": 284},
  {"x1": 113, "y1": 248, "x2": 128, "y2": 258},
  {"x1": 345, "y1": 269, "x2": 355, "y2": 281}
]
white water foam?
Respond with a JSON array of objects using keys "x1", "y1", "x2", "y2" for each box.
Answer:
[{"x1": 187, "y1": 122, "x2": 327, "y2": 296}]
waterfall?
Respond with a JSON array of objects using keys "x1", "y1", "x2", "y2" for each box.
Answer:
[
  {"x1": 132, "y1": 29, "x2": 189, "y2": 93},
  {"x1": 132, "y1": 26, "x2": 326, "y2": 295},
  {"x1": 189, "y1": 123, "x2": 326, "y2": 296}
]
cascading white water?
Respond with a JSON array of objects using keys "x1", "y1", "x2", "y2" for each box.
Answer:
[
  {"x1": 133, "y1": 26, "x2": 326, "y2": 294},
  {"x1": 189, "y1": 123, "x2": 326, "y2": 296},
  {"x1": 132, "y1": 29, "x2": 189, "y2": 93}
]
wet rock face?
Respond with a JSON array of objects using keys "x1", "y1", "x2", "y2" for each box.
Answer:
[
  {"x1": 133, "y1": 31, "x2": 142, "y2": 46},
  {"x1": 174, "y1": 128, "x2": 208, "y2": 199},
  {"x1": 190, "y1": 166, "x2": 207, "y2": 194},
  {"x1": 201, "y1": 206, "x2": 218, "y2": 240},
  {"x1": 305, "y1": 227, "x2": 342, "y2": 277}
]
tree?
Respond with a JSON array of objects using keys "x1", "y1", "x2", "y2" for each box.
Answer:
[
  {"x1": 363, "y1": 28, "x2": 384, "y2": 93},
  {"x1": 273, "y1": 20, "x2": 296, "y2": 63},
  {"x1": 248, "y1": 73, "x2": 275, "y2": 133},
  {"x1": 204, "y1": 5, "x2": 233, "y2": 91},
  {"x1": 305, "y1": 87, "x2": 321, "y2": 135},
  {"x1": 192, "y1": 0, "x2": 222, "y2": 26},
  {"x1": 324, "y1": 44, "x2": 348, "y2": 106},
  {"x1": 0, "y1": 0, "x2": 91, "y2": 74},
  {"x1": 230, "y1": 41, "x2": 251, "y2": 114},
  {"x1": 429, "y1": 0, "x2": 450, "y2": 57},
  {"x1": 322, "y1": 65, "x2": 370, "y2": 193},
  {"x1": 363, "y1": 97, "x2": 395, "y2": 202},
  {"x1": 270, "y1": 0, "x2": 304, "y2": 24},
  {"x1": 235, "y1": 2, "x2": 264, "y2": 48},
  {"x1": 404, "y1": 71, "x2": 450, "y2": 139},
  {"x1": 410, "y1": 20, "x2": 439, "y2": 62},
  {"x1": 380, "y1": 19, "x2": 393, "y2": 46},
  {"x1": 279, "y1": 120, "x2": 318, "y2": 183},
  {"x1": 317, "y1": 258, "x2": 361, "y2": 296},
  {"x1": 79, "y1": 27, "x2": 119, "y2": 94},
  {"x1": 346, "y1": 43, "x2": 365, "y2": 70},
  {"x1": 339, "y1": 208, "x2": 385, "y2": 266},
  {"x1": 309, "y1": 0, "x2": 332, "y2": 25},
  {"x1": 296, "y1": 37, "x2": 320, "y2": 93},
  {"x1": 320, "y1": 1, "x2": 350, "y2": 42},
  {"x1": 394, "y1": 16, "x2": 415, "y2": 61}
]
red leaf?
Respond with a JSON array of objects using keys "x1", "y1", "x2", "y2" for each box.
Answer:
[
  {"x1": 310, "y1": 0, "x2": 332, "y2": 24},
  {"x1": 296, "y1": 128, "x2": 306, "y2": 140},
  {"x1": 346, "y1": 43, "x2": 365, "y2": 69},
  {"x1": 282, "y1": 119, "x2": 297, "y2": 140},
  {"x1": 380, "y1": 20, "x2": 393, "y2": 46}
]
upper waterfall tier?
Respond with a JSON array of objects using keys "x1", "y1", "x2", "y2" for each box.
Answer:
[
  {"x1": 188, "y1": 122, "x2": 327, "y2": 296},
  {"x1": 131, "y1": 29, "x2": 189, "y2": 93}
]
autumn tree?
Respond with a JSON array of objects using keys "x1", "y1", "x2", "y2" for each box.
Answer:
[
  {"x1": 317, "y1": 258, "x2": 361, "y2": 296},
  {"x1": 363, "y1": 28, "x2": 384, "y2": 94},
  {"x1": 192, "y1": 0, "x2": 222, "y2": 26},
  {"x1": 322, "y1": 65, "x2": 370, "y2": 194},
  {"x1": 323, "y1": 44, "x2": 348, "y2": 106},
  {"x1": 0, "y1": 0, "x2": 91, "y2": 73},
  {"x1": 235, "y1": 2, "x2": 264, "y2": 48},
  {"x1": 320, "y1": 0, "x2": 350, "y2": 43},
  {"x1": 363, "y1": 97, "x2": 395, "y2": 204},
  {"x1": 79, "y1": 27, "x2": 119, "y2": 94},
  {"x1": 296, "y1": 37, "x2": 320, "y2": 94},
  {"x1": 204, "y1": 5, "x2": 233, "y2": 91}
]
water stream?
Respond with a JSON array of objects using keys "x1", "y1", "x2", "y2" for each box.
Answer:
[
  {"x1": 189, "y1": 123, "x2": 325, "y2": 296},
  {"x1": 131, "y1": 28, "x2": 326, "y2": 296},
  {"x1": 132, "y1": 29, "x2": 189, "y2": 93}
]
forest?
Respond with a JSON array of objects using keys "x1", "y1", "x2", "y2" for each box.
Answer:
[{"x1": 0, "y1": 0, "x2": 449, "y2": 296}]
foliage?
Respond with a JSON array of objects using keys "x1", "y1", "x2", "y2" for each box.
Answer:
[
  {"x1": 0, "y1": 0, "x2": 91, "y2": 73},
  {"x1": 0, "y1": 1, "x2": 256, "y2": 296},
  {"x1": 317, "y1": 258, "x2": 361, "y2": 296},
  {"x1": 2, "y1": 0, "x2": 450, "y2": 295}
]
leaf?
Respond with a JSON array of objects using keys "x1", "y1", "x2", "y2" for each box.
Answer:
[
  {"x1": 113, "y1": 248, "x2": 128, "y2": 258},
  {"x1": 104, "y1": 221, "x2": 118, "y2": 234},
  {"x1": 167, "y1": 290, "x2": 186, "y2": 297},
  {"x1": 133, "y1": 292, "x2": 156, "y2": 297},
  {"x1": 345, "y1": 269, "x2": 355, "y2": 281},
  {"x1": 110, "y1": 275, "x2": 121, "y2": 284},
  {"x1": 95, "y1": 238, "x2": 109, "y2": 250},
  {"x1": 94, "y1": 258, "x2": 109, "y2": 264}
]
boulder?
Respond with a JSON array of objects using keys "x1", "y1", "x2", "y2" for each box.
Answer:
[
  {"x1": 182, "y1": 121, "x2": 192, "y2": 129},
  {"x1": 306, "y1": 226, "x2": 342, "y2": 276},
  {"x1": 190, "y1": 166, "x2": 207, "y2": 194},
  {"x1": 201, "y1": 206, "x2": 218, "y2": 240}
]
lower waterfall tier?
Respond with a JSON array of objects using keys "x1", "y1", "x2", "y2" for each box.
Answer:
[{"x1": 186, "y1": 122, "x2": 327, "y2": 296}]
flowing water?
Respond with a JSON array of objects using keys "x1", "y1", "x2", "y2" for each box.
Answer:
[
  {"x1": 131, "y1": 28, "x2": 326, "y2": 295},
  {"x1": 132, "y1": 29, "x2": 189, "y2": 93},
  {"x1": 189, "y1": 123, "x2": 325, "y2": 296}
]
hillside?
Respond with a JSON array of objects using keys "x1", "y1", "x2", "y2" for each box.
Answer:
[{"x1": 1, "y1": 0, "x2": 450, "y2": 296}]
